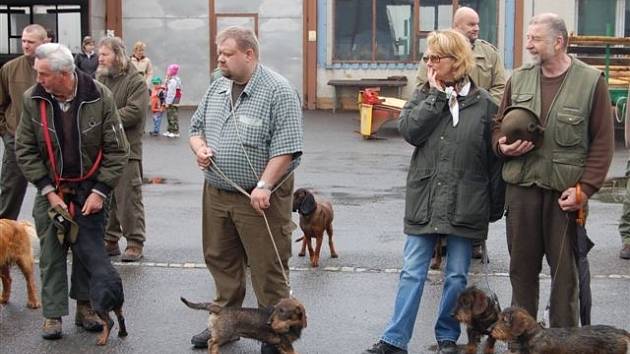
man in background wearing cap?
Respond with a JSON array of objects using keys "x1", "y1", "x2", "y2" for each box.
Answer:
[
  {"x1": 492, "y1": 13, "x2": 613, "y2": 329},
  {"x1": 97, "y1": 36, "x2": 149, "y2": 261},
  {"x1": 416, "y1": 7, "x2": 506, "y2": 104},
  {"x1": 75, "y1": 36, "x2": 98, "y2": 78},
  {"x1": 0, "y1": 24, "x2": 47, "y2": 221}
]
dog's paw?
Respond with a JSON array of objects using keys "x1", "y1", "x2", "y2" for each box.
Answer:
[
  {"x1": 331, "y1": 253, "x2": 339, "y2": 258},
  {"x1": 298, "y1": 252, "x2": 305, "y2": 257},
  {"x1": 27, "y1": 300, "x2": 41, "y2": 309},
  {"x1": 0, "y1": 296, "x2": 8, "y2": 304}
]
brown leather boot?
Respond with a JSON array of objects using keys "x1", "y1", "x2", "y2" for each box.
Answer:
[
  {"x1": 105, "y1": 240, "x2": 121, "y2": 257},
  {"x1": 42, "y1": 317, "x2": 62, "y2": 340},
  {"x1": 121, "y1": 245, "x2": 143, "y2": 262},
  {"x1": 75, "y1": 300, "x2": 103, "y2": 332}
]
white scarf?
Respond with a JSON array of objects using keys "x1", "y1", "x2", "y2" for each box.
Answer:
[{"x1": 444, "y1": 81, "x2": 471, "y2": 127}]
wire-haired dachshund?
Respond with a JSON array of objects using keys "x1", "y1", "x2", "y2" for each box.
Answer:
[
  {"x1": 491, "y1": 306, "x2": 630, "y2": 354},
  {"x1": 181, "y1": 297, "x2": 307, "y2": 354},
  {"x1": 453, "y1": 286, "x2": 501, "y2": 354},
  {"x1": 292, "y1": 188, "x2": 337, "y2": 267},
  {"x1": 0, "y1": 219, "x2": 40, "y2": 309}
]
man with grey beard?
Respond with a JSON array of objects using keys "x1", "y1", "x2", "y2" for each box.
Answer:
[
  {"x1": 492, "y1": 13, "x2": 613, "y2": 329},
  {"x1": 97, "y1": 37, "x2": 149, "y2": 262}
]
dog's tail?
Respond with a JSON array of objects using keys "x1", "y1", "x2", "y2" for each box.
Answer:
[{"x1": 180, "y1": 297, "x2": 221, "y2": 313}]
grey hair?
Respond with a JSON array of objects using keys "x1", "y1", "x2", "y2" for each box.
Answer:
[
  {"x1": 23, "y1": 24, "x2": 48, "y2": 41},
  {"x1": 34, "y1": 43, "x2": 75, "y2": 73},
  {"x1": 98, "y1": 36, "x2": 129, "y2": 71},
  {"x1": 530, "y1": 13, "x2": 568, "y2": 49},
  {"x1": 216, "y1": 26, "x2": 259, "y2": 59}
]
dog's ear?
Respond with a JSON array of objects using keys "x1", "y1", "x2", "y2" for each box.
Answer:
[
  {"x1": 472, "y1": 290, "x2": 488, "y2": 316},
  {"x1": 299, "y1": 193, "x2": 316, "y2": 215},
  {"x1": 292, "y1": 189, "x2": 304, "y2": 212},
  {"x1": 297, "y1": 302, "x2": 307, "y2": 328},
  {"x1": 509, "y1": 308, "x2": 532, "y2": 337}
]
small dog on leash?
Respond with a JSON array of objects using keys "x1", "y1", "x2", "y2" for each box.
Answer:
[
  {"x1": 0, "y1": 219, "x2": 40, "y2": 309},
  {"x1": 491, "y1": 306, "x2": 630, "y2": 354},
  {"x1": 181, "y1": 297, "x2": 307, "y2": 354},
  {"x1": 292, "y1": 188, "x2": 337, "y2": 267},
  {"x1": 453, "y1": 286, "x2": 501, "y2": 354}
]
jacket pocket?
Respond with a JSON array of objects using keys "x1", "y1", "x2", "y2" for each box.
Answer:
[
  {"x1": 404, "y1": 169, "x2": 433, "y2": 225},
  {"x1": 550, "y1": 150, "x2": 586, "y2": 191},
  {"x1": 452, "y1": 177, "x2": 489, "y2": 229},
  {"x1": 554, "y1": 113, "x2": 584, "y2": 147},
  {"x1": 511, "y1": 94, "x2": 533, "y2": 104}
]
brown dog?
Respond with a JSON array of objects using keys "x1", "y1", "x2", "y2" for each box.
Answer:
[
  {"x1": 491, "y1": 306, "x2": 630, "y2": 354},
  {"x1": 181, "y1": 297, "x2": 307, "y2": 354},
  {"x1": 292, "y1": 188, "x2": 337, "y2": 267},
  {"x1": 0, "y1": 219, "x2": 40, "y2": 309},
  {"x1": 453, "y1": 286, "x2": 500, "y2": 354},
  {"x1": 430, "y1": 237, "x2": 445, "y2": 270}
]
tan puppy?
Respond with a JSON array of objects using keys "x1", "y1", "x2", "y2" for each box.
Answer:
[
  {"x1": 292, "y1": 188, "x2": 337, "y2": 267},
  {"x1": 0, "y1": 219, "x2": 40, "y2": 308}
]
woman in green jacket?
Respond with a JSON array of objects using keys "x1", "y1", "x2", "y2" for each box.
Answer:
[{"x1": 365, "y1": 30, "x2": 504, "y2": 354}]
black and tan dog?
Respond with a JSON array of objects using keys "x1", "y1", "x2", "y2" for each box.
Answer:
[
  {"x1": 292, "y1": 188, "x2": 337, "y2": 267},
  {"x1": 453, "y1": 286, "x2": 501, "y2": 354},
  {"x1": 0, "y1": 219, "x2": 40, "y2": 309},
  {"x1": 491, "y1": 306, "x2": 630, "y2": 354},
  {"x1": 181, "y1": 297, "x2": 307, "y2": 354}
]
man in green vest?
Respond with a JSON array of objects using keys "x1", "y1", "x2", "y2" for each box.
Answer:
[{"x1": 492, "y1": 13, "x2": 613, "y2": 328}]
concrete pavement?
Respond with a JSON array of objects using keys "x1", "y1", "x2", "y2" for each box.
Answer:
[{"x1": 1, "y1": 109, "x2": 629, "y2": 353}]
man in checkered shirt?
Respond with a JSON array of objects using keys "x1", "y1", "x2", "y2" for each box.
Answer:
[{"x1": 188, "y1": 26, "x2": 303, "y2": 354}]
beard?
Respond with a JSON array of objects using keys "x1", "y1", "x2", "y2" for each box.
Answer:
[{"x1": 96, "y1": 65, "x2": 120, "y2": 77}]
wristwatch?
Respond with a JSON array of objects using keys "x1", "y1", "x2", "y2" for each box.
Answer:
[{"x1": 256, "y1": 180, "x2": 272, "y2": 191}]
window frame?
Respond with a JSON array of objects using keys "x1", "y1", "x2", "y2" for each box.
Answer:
[
  {"x1": 332, "y1": 0, "x2": 498, "y2": 64},
  {"x1": 0, "y1": 0, "x2": 88, "y2": 66}
]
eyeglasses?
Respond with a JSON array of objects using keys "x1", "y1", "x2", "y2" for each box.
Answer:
[{"x1": 422, "y1": 54, "x2": 454, "y2": 63}]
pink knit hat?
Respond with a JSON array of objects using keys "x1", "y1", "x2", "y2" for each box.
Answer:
[{"x1": 167, "y1": 64, "x2": 179, "y2": 76}]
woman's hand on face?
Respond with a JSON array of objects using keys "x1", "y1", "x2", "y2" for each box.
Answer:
[{"x1": 427, "y1": 66, "x2": 443, "y2": 91}]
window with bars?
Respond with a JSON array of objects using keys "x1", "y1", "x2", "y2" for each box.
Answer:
[
  {"x1": 332, "y1": 0, "x2": 498, "y2": 63},
  {"x1": 1, "y1": 2, "x2": 87, "y2": 65},
  {"x1": 577, "y1": 0, "x2": 630, "y2": 37}
]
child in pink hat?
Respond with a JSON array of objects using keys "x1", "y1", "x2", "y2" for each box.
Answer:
[{"x1": 164, "y1": 64, "x2": 182, "y2": 138}]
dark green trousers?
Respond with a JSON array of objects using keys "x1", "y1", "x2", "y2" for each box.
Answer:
[
  {"x1": 105, "y1": 159, "x2": 146, "y2": 247},
  {"x1": 506, "y1": 184, "x2": 579, "y2": 327},
  {"x1": 0, "y1": 134, "x2": 28, "y2": 219},
  {"x1": 32, "y1": 190, "x2": 95, "y2": 318}
]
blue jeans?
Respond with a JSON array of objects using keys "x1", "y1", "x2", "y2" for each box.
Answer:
[
  {"x1": 381, "y1": 234, "x2": 472, "y2": 350},
  {"x1": 151, "y1": 111, "x2": 163, "y2": 134}
]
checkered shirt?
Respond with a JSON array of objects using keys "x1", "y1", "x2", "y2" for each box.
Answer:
[{"x1": 189, "y1": 64, "x2": 303, "y2": 191}]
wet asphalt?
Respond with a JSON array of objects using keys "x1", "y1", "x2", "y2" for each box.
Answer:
[{"x1": 1, "y1": 109, "x2": 629, "y2": 354}]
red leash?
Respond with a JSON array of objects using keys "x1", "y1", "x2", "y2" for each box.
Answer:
[{"x1": 39, "y1": 100, "x2": 103, "y2": 216}]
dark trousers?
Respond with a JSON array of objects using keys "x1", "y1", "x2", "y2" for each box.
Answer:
[
  {"x1": 202, "y1": 175, "x2": 294, "y2": 309},
  {"x1": 0, "y1": 134, "x2": 28, "y2": 219},
  {"x1": 506, "y1": 184, "x2": 579, "y2": 327},
  {"x1": 32, "y1": 182, "x2": 107, "y2": 318}
]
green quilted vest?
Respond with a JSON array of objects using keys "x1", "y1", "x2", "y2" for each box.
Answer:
[{"x1": 502, "y1": 57, "x2": 602, "y2": 192}]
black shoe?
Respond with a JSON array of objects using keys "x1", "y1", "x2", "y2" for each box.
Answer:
[
  {"x1": 190, "y1": 328, "x2": 239, "y2": 349},
  {"x1": 364, "y1": 340, "x2": 408, "y2": 354},
  {"x1": 437, "y1": 340, "x2": 458, "y2": 354},
  {"x1": 191, "y1": 328, "x2": 210, "y2": 348},
  {"x1": 261, "y1": 342, "x2": 281, "y2": 354}
]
